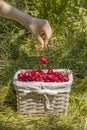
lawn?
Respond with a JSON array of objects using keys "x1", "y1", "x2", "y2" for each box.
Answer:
[{"x1": 0, "y1": 0, "x2": 87, "y2": 130}]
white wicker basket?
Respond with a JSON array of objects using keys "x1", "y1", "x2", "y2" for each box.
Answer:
[{"x1": 13, "y1": 69, "x2": 73, "y2": 115}]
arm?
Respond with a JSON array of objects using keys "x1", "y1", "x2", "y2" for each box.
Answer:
[{"x1": 0, "y1": 0, "x2": 52, "y2": 48}]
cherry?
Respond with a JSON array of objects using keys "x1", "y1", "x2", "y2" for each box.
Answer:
[
  {"x1": 47, "y1": 68, "x2": 53, "y2": 74},
  {"x1": 17, "y1": 69, "x2": 69, "y2": 83},
  {"x1": 18, "y1": 73, "x2": 24, "y2": 81},
  {"x1": 40, "y1": 57, "x2": 47, "y2": 64}
]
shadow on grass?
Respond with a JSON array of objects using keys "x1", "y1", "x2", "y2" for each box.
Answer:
[{"x1": 3, "y1": 83, "x2": 17, "y2": 111}]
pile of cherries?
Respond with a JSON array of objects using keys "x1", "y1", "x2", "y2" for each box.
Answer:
[{"x1": 17, "y1": 57, "x2": 69, "y2": 82}]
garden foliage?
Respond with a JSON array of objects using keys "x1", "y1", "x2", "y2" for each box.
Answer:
[{"x1": 0, "y1": 0, "x2": 87, "y2": 129}]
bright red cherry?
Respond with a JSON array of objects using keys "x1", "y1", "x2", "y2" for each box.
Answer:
[
  {"x1": 24, "y1": 72, "x2": 32, "y2": 78},
  {"x1": 47, "y1": 68, "x2": 53, "y2": 74},
  {"x1": 17, "y1": 69, "x2": 69, "y2": 83},
  {"x1": 40, "y1": 57, "x2": 47, "y2": 64},
  {"x1": 18, "y1": 73, "x2": 24, "y2": 81}
]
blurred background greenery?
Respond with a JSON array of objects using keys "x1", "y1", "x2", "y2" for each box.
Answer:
[{"x1": 0, "y1": 0, "x2": 87, "y2": 130}]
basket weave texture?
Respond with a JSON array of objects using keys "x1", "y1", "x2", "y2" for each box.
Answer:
[{"x1": 13, "y1": 69, "x2": 73, "y2": 115}]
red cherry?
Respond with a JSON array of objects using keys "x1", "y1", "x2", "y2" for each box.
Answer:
[
  {"x1": 47, "y1": 68, "x2": 53, "y2": 74},
  {"x1": 53, "y1": 71, "x2": 59, "y2": 76},
  {"x1": 31, "y1": 70, "x2": 37, "y2": 75},
  {"x1": 18, "y1": 73, "x2": 22, "y2": 81},
  {"x1": 58, "y1": 73, "x2": 64, "y2": 79},
  {"x1": 24, "y1": 72, "x2": 32, "y2": 78},
  {"x1": 40, "y1": 57, "x2": 47, "y2": 64},
  {"x1": 43, "y1": 78, "x2": 50, "y2": 82},
  {"x1": 48, "y1": 74, "x2": 55, "y2": 81},
  {"x1": 64, "y1": 78, "x2": 69, "y2": 82},
  {"x1": 35, "y1": 71, "x2": 41, "y2": 77},
  {"x1": 35, "y1": 76, "x2": 41, "y2": 82},
  {"x1": 38, "y1": 70, "x2": 44, "y2": 75},
  {"x1": 41, "y1": 73, "x2": 48, "y2": 80},
  {"x1": 18, "y1": 73, "x2": 25, "y2": 81},
  {"x1": 63, "y1": 75, "x2": 69, "y2": 82},
  {"x1": 17, "y1": 69, "x2": 69, "y2": 83},
  {"x1": 31, "y1": 76, "x2": 36, "y2": 81},
  {"x1": 55, "y1": 77, "x2": 60, "y2": 82}
]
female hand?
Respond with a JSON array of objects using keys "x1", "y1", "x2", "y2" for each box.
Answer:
[
  {"x1": 0, "y1": 1, "x2": 52, "y2": 48},
  {"x1": 25, "y1": 16, "x2": 52, "y2": 48}
]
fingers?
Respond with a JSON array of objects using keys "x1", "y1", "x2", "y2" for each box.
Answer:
[
  {"x1": 36, "y1": 28, "x2": 52, "y2": 48},
  {"x1": 44, "y1": 23, "x2": 52, "y2": 47},
  {"x1": 35, "y1": 20, "x2": 52, "y2": 48},
  {"x1": 43, "y1": 27, "x2": 52, "y2": 48},
  {"x1": 36, "y1": 34, "x2": 45, "y2": 48},
  {"x1": 44, "y1": 38, "x2": 49, "y2": 48},
  {"x1": 26, "y1": 17, "x2": 52, "y2": 48}
]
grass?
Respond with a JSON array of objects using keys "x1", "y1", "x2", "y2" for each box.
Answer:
[
  {"x1": 0, "y1": 24, "x2": 87, "y2": 129},
  {"x1": 0, "y1": 0, "x2": 87, "y2": 129},
  {"x1": 0, "y1": 36, "x2": 87, "y2": 129},
  {"x1": 0, "y1": 82, "x2": 87, "y2": 130}
]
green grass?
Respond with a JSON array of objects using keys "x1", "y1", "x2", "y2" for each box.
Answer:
[
  {"x1": 0, "y1": 0, "x2": 87, "y2": 129},
  {"x1": 0, "y1": 38, "x2": 87, "y2": 129},
  {"x1": 0, "y1": 25, "x2": 87, "y2": 130},
  {"x1": 0, "y1": 83, "x2": 87, "y2": 130}
]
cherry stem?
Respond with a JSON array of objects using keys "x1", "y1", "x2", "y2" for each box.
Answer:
[{"x1": 43, "y1": 64, "x2": 47, "y2": 70}]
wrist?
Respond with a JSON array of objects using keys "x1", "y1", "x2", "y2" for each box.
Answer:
[{"x1": 20, "y1": 12, "x2": 32, "y2": 27}]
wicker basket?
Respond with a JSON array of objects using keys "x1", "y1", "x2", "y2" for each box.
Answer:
[{"x1": 13, "y1": 69, "x2": 73, "y2": 115}]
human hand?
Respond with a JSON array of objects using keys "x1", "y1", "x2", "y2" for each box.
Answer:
[
  {"x1": 24, "y1": 16, "x2": 52, "y2": 48},
  {"x1": 0, "y1": 1, "x2": 52, "y2": 48}
]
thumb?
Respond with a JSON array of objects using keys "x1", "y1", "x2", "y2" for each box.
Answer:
[
  {"x1": 44, "y1": 38, "x2": 49, "y2": 48},
  {"x1": 36, "y1": 34, "x2": 45, "y2": 48}
]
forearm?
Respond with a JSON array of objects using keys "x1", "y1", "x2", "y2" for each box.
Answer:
[
  {"x1": 0, "y1": 1, "x2": 52, "y2": 47},
  {"x1": 0, "y1": 0, "x2": 32, "y2": 26}
]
